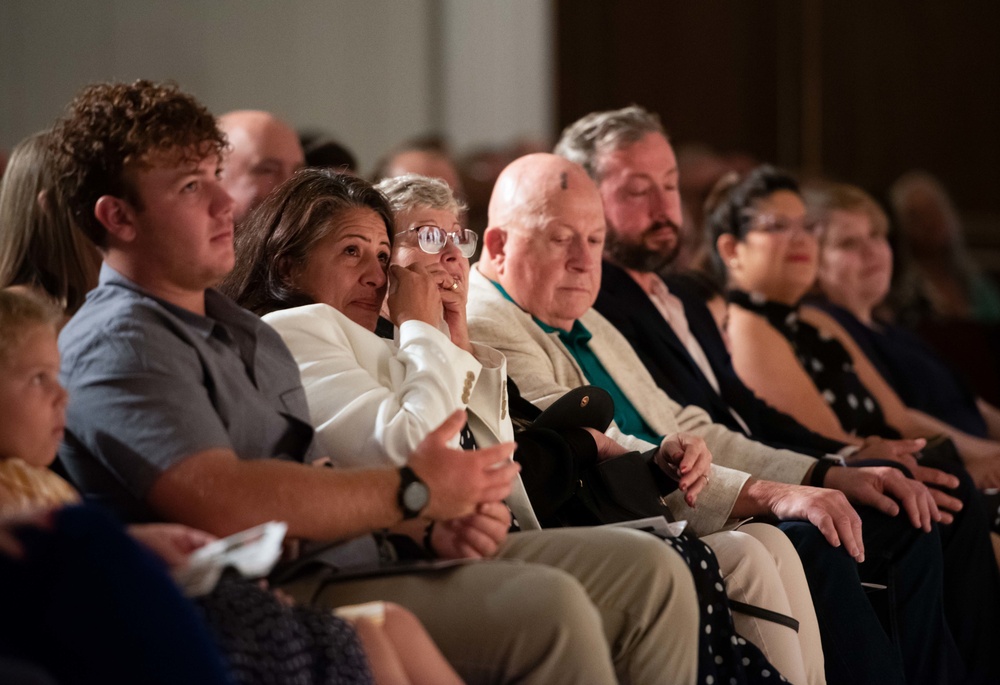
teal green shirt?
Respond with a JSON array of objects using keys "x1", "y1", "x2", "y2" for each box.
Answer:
[{"x1": 490, "y1": 279, "x2": 662, "y2": 445}]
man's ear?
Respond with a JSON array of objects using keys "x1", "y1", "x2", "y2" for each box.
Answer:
[
  {"x1": 482, "y1": 227, "x2": 507, "y2": 273},
  {"x1": 94, "y1": 195, "x2": 138, "y2": 243},
  {"x1": 716, "y1": 233, "x2": 738, "y2": 269}
]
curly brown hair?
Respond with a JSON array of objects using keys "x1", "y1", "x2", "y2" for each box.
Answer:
[{"x1": 49, "y1": 80, "x2": 226, "y2": 248}]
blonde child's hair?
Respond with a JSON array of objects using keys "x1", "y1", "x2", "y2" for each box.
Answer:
[
  {"x1": 0, "y1": 289, "x2": 78, "y2": 514},
  {"x1": 0, "y1": 288, "x2": 61, "y2": 367}
]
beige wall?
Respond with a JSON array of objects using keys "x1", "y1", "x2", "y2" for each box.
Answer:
[{"x1": 0, "y1": 0, "x2": 553, "y2": 172}]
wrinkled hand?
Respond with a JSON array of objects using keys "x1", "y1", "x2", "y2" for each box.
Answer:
[
  {"x1": 408, "y1": 411, "x2": 519, "y2": 521},
  {"x1": 0, "y1": 507, "x2": 57, "y2": 559},
  {"x1": 584, "y1": 428, "x2": 630, "y2": 461},
  {"x1": 764, "y1": 481, "x2": 865, "y2": 562},
  {"x1": 424, "y1": 262, "x2": 473, "y2": 352},
  {"x1": 848, "y1": 436, "x2": 925, "y2": 465},
  {"x1": 656, "y1": 433, "x2": 712, "y2": 507},
  {"x1": 423, "y1": 262, "x2": 467, "y2": 311},
  {"x1": 127, "y1": 523, "x2": 217, "y2": 570},
  {"x1": 825, "y1": 465, "x2": 947, "y2": 530},
  {"x1": 430, "y1": 502, "x2": 511, "y2": 560},
  {"x1": 387, "y1": 263, "x2": 443, "y2": 328}
]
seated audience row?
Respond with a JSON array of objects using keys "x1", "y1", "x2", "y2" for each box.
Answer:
[
  {"x1": 0, "y1": 79, "x2": 998, "y2": 685},
  {"x1": 37, "y1": 80, "x2": 708, "y2": 685}
]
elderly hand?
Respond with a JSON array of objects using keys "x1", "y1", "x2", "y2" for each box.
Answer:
[
  {"x1": 127, "y1": 523, "x2": 217, "y2": 570},
  {"x1": 756, "y1": 480, "x2": 866, "y2": 562},
  {"x1": 423, "y1": 262, "x2": 474, "y2": 352},
  {"x1": 656, "y1": 433, "x2": 712, "y2": 507},
  {"x1": 429, "y1": 502, "x2": 511, "y2": 560},
  {"x1": 387, "y1": 263, "x2": 444, "y2": 328},
  {"x1": 408, "y1": 411, "x2": 520, "y2": 521},
  {"x1": 825, "y1": 465, "x2": 950, "y2": 530}
]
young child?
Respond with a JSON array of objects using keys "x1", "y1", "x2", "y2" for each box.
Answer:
[{"x1": 0, "y1": 290, "x2": 78, "y2": 514}]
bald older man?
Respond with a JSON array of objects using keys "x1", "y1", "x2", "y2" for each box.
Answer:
[
  {"x1": 218, "y1": 110, "x2": 305, "y2": 223},
  {"x1": 467, "y1": 153, "x2": 967, "y2": 685}
]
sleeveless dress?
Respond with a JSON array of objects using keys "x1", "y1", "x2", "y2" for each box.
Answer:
[{"x1": 729, "y1": 290, "x2": 899, "y2": 439}]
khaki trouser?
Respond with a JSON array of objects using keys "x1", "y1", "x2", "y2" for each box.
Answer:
[
  {"x1": 280, "y1": 526, "x2": 700, "y2": 685},
  {"x1": 707, "y1": 523, "x2": 826, "y2": 685}
]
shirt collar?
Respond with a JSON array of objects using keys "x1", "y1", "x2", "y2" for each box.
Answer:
[
  {"x1": 624, "y1": 267, "x2": 664, "y2": 296},
  {"x1": 487, "y1": 276, "x2": 586, "y2": 339},
  {"x1": 97, "y1": 263, "x2": 236, "y2": 341}
]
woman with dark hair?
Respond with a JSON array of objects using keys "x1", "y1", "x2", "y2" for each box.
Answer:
[
  {"x1": 708, "y1": 165, "x2": 1000, "y2": 685},
  {"x1": 222, "y1": 167, "x2": 845, "y2": 685}
]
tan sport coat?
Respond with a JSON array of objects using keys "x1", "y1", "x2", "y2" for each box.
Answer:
[{"x1": 467, "y1": 266, "x2": 816, "y2": 535}]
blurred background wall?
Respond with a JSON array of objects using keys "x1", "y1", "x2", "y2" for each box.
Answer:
[
  {"x1": 556, "y1": 0, "x2": 1000, "y2": 266},
  {"x1": 0, "y1": 0, "x2": 554, "y2": 175}
]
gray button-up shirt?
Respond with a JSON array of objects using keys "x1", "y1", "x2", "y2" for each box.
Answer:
[{"x1": 58, "y1": 265, "x2": 320, "y2": 522}]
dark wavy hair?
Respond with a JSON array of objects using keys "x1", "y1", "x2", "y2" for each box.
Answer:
[
  {"x1": 48, "y1": 80, "x2": 226, "y2": 248},
  {"x1": 705, "y1": 165, "x2": 800, "y2": 244},
  {"x1": 219, "y1": 168, "x2": 394, "y2": 316}
]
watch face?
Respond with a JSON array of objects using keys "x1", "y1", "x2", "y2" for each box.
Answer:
[{"x1": 403, "y1": 481, "x2": 429, "y2": 513}]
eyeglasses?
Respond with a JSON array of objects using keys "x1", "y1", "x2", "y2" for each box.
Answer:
[
  {"x1": 405, "y1": 225, "x2": 479, "y2": 258},
  {"x1": 742, "y1": 212, "x2": 821, "y2": 238}
]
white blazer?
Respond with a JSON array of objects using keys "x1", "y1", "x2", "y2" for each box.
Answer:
[
  {"x1": 467, "y1": 267, "x2": 816, "y2": 536},
  {"x1": 263, "y1": 303, "x2": 540, "y2": 530}
]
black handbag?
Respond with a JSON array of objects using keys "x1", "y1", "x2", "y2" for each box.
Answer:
[{"x1": 575, "y1": 449, "x2": 677, "y2": 524}]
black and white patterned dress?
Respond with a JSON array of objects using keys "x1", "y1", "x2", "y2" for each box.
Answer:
[
  {"x1": 197, "y1": 577, "x2": 374, "y2": 685},
  {"x1": 729, "y1": 290, "x2": 899, "y2": 439}
]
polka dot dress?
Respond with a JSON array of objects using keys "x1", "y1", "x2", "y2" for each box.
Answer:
[
  {"x1": 197, "y1": 577, "x2": 374, "y2": 685},
  {"x1": 729, "y1": 290, "x2": 897, "y2": 438},
  {"x1": 666, "y1": 531, "x2": 787, "y2": 685}
]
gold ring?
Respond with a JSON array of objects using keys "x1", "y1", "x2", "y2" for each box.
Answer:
[
  {"x1": 700, "y1": 475, "x2": 710, "y2": 485},
  {"x1": 449, "y1": 281, "x2": 459, "y2": 291}
]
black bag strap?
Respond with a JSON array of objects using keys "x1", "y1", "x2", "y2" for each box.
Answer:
[{"x1": 728, "y1": 600, "x2": 800, "y2": 633}]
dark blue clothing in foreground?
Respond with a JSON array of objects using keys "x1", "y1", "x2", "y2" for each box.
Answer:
[{"x1": 0, "y1": 505, "x2": 233, "y2": 685}]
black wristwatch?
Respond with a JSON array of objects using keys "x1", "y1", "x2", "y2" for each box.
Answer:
[{"x1": 397, "y1": 466, "x2": 430, "y2": 519}]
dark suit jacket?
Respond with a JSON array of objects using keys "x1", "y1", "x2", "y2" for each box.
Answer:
[{"x1": 594, "y1": 261, "x2": 845, "y2": 457}]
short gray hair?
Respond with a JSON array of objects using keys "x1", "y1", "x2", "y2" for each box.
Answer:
[
  {"x1": 374, "y1": 173, "x2": 467, "y2": 217},
  {"x1": 554, "y1": 105, "x2": 666, "y2": 181}
]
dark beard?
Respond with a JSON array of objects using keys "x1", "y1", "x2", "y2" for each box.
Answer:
[{"x1": 604, "y1": 222, "x2": 680, "y2": 273}]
